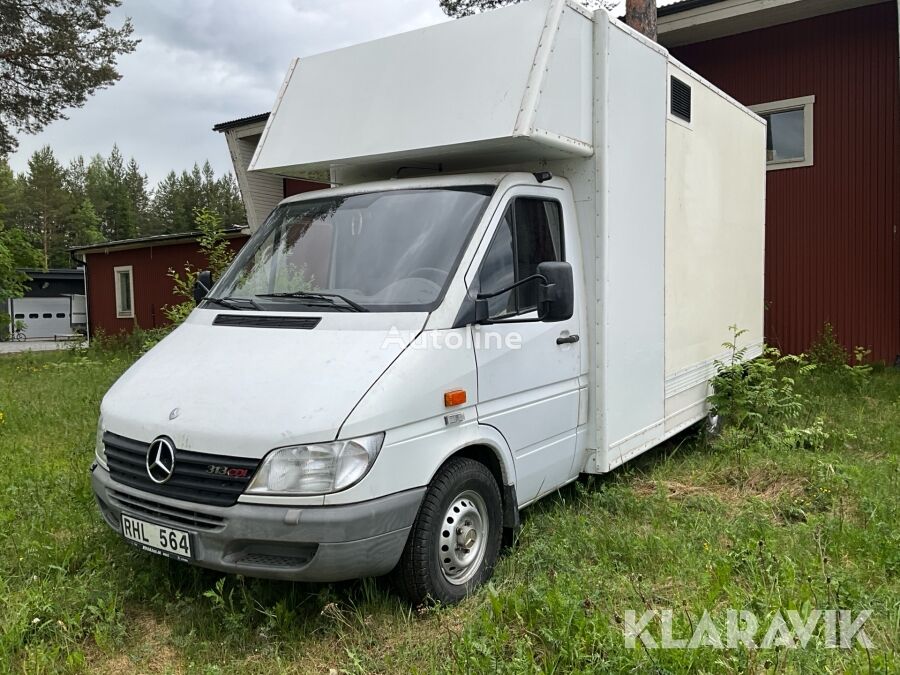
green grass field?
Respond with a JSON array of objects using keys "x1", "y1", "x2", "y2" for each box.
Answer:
[{"x1": 0, "y1": 347, "x2": 897, "y2": 673}]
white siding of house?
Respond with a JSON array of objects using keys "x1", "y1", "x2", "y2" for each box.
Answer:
[{"x1": 224, "y1": 123, "x2": 284, "y2": 231}]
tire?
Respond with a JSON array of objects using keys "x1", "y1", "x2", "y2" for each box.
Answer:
[{"x1": 393, "y1": 457, "x2": 503, "y2": 605}]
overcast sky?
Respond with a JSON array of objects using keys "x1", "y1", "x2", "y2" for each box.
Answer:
[{"x1": 7, "y1": 0, "x2": 666, "y2": 186}]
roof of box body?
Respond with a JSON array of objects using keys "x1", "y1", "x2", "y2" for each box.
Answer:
[
  {"x1": 70, "y1": 227, "x2": 248, "y2": 255},
  {"x1": 250, "y1": 0, "x2": 596, "y2": 181},
  {"x1": 657, "y1": 0, "x2": 889, "y2": 47}
]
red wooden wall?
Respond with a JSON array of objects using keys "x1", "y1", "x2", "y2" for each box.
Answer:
[
  {"x1": 83, "y1": 237, "x2": 248, "y2": 336},
  {"x1": 83, "y1": 178, "x2": 327, "y2": 336},
  {"x1": 284, "y1": 178, "x2": 328, "y2": 197},
  {"x1": 672, "y1": 2, "x2": 900, "y2": 363}
]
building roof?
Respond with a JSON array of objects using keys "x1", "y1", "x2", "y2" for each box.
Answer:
[
  {"x1": 657, "y1": 0, "x2": 887, "y2": 47},
  {"x1": 16, "y1": 268, "x2": 85, "y2": 280},
  {"x1": 212, "y1": 113, "x2": 270, "y2": 133},
  {"x1": 658, "y1": 0, "x2": 724, "y2": 17},
  {"x1": 70, "y1": 226, "x2": 249, "y2": 256}
]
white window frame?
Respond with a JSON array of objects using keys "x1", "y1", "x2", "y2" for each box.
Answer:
[
  {"x1": 750, "y1": 95, "x2": 814, "y2": 171},
  {"x1": 113, "y1": 265, "x2": 135, "y2": 319}
]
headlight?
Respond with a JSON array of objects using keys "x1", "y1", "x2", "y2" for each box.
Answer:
[
  {"x1": 95, "y1": 416, "x2": 107, "y2": 469},
  {"x1": 246, "y1": 433, "x2": 384, "y2": 495}
]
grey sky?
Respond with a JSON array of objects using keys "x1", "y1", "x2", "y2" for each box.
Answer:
[{"x1": 7, "y1": 0, "x2": 659, "y2": 187}]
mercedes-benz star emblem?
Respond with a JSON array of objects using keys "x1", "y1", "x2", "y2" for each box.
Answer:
[{"x1": 146, "y1": 437, "x2": 176, "y2": 484}]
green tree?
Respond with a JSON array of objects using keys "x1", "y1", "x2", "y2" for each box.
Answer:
[
  {"x1": 98, "y1": 145, "x2": 135, "y2": 240},
  {"x1": 149, "y1": 170, "x2": 182, "y2": 234},
  {"x1": 0, "y1": 239, "x2": 24, "y2": 303},
  {"x1": 0, "y1": 0, "x2": 138, "y2": 156},
  {"x1": 83, "y1": 146, "x2": 148, "y2": 240},
  {"x1": 68, "y1": 198, "x2": 104, "y2": 246},
  {"x1": 64, "y1": 155, "x2": 88, "y2": 202},
  {"x1": 0, "y1": 157, "x2": 26, "y2": 231},
  {"x1": 23, "y1": 146, "x2": 71, "y2": 268},
  {"x1": 0, "y1": 164, "x2": 41, "y2": 334},
  {"x1": 0, "y1": 226, "x2": 42, "y2": 269},
  {"x1": 439, "y1": 0, "x2": 615, "y2": 17},
  {"x1": 0, "y1": 223, "x2": 43, "y2": 336},
  {"x1": 151, "y1": 162, "x2": 245, "y2": 234},
  {"x1": 124, "y1": 157, "x2": 151, "y2": 233}
]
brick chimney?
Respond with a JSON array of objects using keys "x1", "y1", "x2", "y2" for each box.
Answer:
[{"x1": 625, "y1": 0, "x2": 658, "y2": 41}]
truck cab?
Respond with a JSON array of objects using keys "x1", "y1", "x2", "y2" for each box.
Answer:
[{"x1": 93, "y1": 172, "x2": 587, "y2": 604}]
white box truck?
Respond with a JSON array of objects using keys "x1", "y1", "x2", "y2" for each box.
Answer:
[{"x1": 91, "y1": 0, "x2": 765, "y2": 604}]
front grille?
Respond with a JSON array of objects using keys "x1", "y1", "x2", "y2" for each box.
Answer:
[
  {"x1": 108, "y1": 489, "x2": 226, "y2": 531},
  {"x1": 104, "y1": 432, "x2": 260, "y2": 507}
]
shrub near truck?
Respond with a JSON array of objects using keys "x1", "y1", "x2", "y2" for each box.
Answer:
[{"x1": 91, "y1": 0, "x2": 765, "y2": 604}]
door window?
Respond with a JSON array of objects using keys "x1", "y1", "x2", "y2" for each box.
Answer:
[{"x1": 477, "y1": 198, "x2": 563, "y2": 320}]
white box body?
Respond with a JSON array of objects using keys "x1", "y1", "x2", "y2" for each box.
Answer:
[{"x1": 248, "y1": 0, "x2": 766, "y2": 474}]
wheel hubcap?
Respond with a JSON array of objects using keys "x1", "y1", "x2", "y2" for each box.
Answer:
[{"x1": 438, "y1": 490, "x2": 488, "y2": 585}]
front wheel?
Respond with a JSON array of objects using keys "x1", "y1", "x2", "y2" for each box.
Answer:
[{"x1": 393, "y1": 457, "x2": 503, "y2": 605}]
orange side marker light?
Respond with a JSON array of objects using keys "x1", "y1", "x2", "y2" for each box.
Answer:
[{"x1": 444, "y1": 389, "x2": 467, "y2": 407}]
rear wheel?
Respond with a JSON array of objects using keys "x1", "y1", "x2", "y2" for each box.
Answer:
[{"x1": 393, "y1": 457, "x2": 502, "y2": 605}]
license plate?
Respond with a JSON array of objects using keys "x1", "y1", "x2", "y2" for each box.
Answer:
[{"x1": 121, "y1": 514, "x2": 193, "y2": 561}]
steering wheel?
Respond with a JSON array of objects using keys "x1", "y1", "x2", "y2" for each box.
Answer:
[{"x1": 407, "y1": 267, "x2": 449, "y2": 285}]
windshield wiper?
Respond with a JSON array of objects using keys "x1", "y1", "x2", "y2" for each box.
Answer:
[
  {"x1": 256, "y1": 291, "x2": 369, "y2": 312},
  {"x1": 204, "y1": 296, "x2": 263, "y2": 311}
]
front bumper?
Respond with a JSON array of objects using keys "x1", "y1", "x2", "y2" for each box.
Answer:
[{"x1": 91, "y1": 464, "x2": 424, "y2": 582}]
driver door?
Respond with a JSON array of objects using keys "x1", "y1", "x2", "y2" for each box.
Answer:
[{"x1": 469, "y1": 191, "x2": 581, "y2": 505}]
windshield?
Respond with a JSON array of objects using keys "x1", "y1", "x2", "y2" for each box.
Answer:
[{"x1": 212, "y1": 187, "x2": 494, "y2": 312}]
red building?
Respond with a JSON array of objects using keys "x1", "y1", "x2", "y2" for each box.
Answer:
[
  {"x1": 71, "y1": 229, "x2": 250, "y2": 337},
  {"x1": 71, "y1": 113, "x2": 326, "y2": 338},
  {"x1": 658, "y1": 0, "x2": 899, "y2": 364}
]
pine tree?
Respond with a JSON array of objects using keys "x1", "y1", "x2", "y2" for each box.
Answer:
[
  {"x1": 124, "y1": 157, "x2": 151, "y2": 234},
  {"x1": 101, "y1": 145, "x2": 136, "y2": 240},
  {"x1": 23, "y1": 147, "x2": 71, "y2": 268},
  {"x1": 0, "y1": 0, "x2": 137, "y2": 156},
  {"x1": 64, "y1": 156, "x2": 89, "y2": 202},
  {"x1": 150, "y1": 163, "x2": 245, "y2": 234},
  {"x1": 68, "y1": 198, "x2": 104, "y2": 247}
]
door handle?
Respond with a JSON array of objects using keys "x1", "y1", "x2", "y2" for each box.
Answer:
[{"x1": 556, "y1": 334, "x2": 580, "y2": 345}]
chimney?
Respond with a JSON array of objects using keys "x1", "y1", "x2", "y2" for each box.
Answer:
[{"x1": 625, "y1": 0, "x2": 658, "y2": 42}]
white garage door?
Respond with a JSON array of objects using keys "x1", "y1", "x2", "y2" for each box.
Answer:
[{"x1": 11, "y1": 297, "x2": 71, "y2": 339}]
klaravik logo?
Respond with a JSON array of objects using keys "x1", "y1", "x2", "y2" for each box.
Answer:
[{"x1": 619, "y1": 608, "x2": 874, "y2": 650}]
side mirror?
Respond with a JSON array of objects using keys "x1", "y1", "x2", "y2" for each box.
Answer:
[
  {"x1": 537, "y1": 261, "x2": 574, "y2": 322},
  {"x1": 193, "y1": 270, "x2": 213, "y2": 305}
]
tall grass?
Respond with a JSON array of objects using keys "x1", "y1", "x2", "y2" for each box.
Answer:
[{"x1": 0, "y1": 347, "x2": 897, "y2": 673}]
